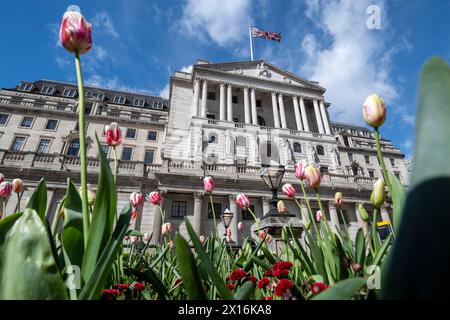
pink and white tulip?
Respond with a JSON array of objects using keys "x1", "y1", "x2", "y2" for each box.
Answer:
[
  {"x1": 315, "y1": 210, "x2": 323, "y2": 223},
  {"x1": 238, "y1": 222, "x2": 244, "y2": 232},
  {"x1": 0, "y1": 181, "x2": 12, "y2": 199},
  {"x1": 105, "y1": 122, "x2": 122, "y2": 147},
  {"x1": 282, "y1": 183, "x2": 296, "y2": 198},
  {"x1": 149, "y1": 191, "x2": 161, "y2": 205},
  {"x1": 203, "y1": 175, "x2": 214, "y2": 193},
  {"x1": 130, "y1": 236, "x2": 137, "y2": 244},
  {"x1": 144, "y1": 232, "x2": 151, "y2": 242},
  {"x1": 0, "y1": 173, "x2": 4, "y2": 184},
  {"x1": 59, "y1": 6, "x2": 92, "y2": 55},
  {"x1": 236, "y1": 194, "x2": 250, "y2": 209},
  {"x1": 363, "y1": 94, "x2": 386, "y2": 128},
  {"x1": 161, "y1": 222, "x2": 172, "y2": 236},
  {"x1": 304, "y1": 165, "x2": 321, "y2": 188},
  {"x1": 199, "y1": 235, "x2": 205, "y2": 244},
  {"x1": 295, "y1": 160, "x2": 307, "y2": 180},
  {"x1": 130, "y1": 192, "x2": 143, "y2": 208}
]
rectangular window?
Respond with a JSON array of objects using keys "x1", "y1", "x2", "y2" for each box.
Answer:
[
  {"x1": 0, "y1": 113, "x2": 9, "y2": 125},
  {"x1": 147, "y1": 131, "x2": 157, "y2": 141},
  {"x1": 242, "y1": 205, "x2": 255, "y2": 220},
  {"x1": 41, "y1": 86, "x2": 55, "y2": 95},
  {"x1": 256, "y1": 100, "x2": 262, "y2": 108},
  {"x1": 86, "y1": 92, "x2": 105, "y2": 101},
  {"x1": 113, "y1": 96, "x2": 126, "y2": 104},
  {"x1": 121, "y1": 146, "x2": 133, "y2": 161},
  {"x1": 84, "y1": 103, "x2": 93, "y2": 115},
  {"x1": 36, "y1": 138, "x2": 52, "y2": 153},
  {"x1": 348, "y1": 153, "x2": 353, "y2": 162},
  {"x1": 19, "y1": 82, "x2": 33, "y2": 91},
  {"x1": 62, "y1": 88, "x2": 76, "y2": 97},
  {"x1": 206, "y1": 114, "x2": 216, "y2": 120},
  {"x1": 144, "y1": 149, "x2": 155, "y2": 165},
  {"x1": 390, "y1": 158, "x2": 395, "y2": 166},
  {"x1": 100, "y1": 144, "x2": 110, "y2": 156},
  {"x1": 126, "y1": 128, "x2": 137, "y2": 139},
  {"x1": 19, "y1": 116, "x2": 34, "y2": 128},
  {"x1": 208, "y1": 203, "x2": 222, "y2": 219},
  {"x1": 133, "y1": 98, "x2": 145, "y2": 107},
  {"x1": 368, "y1": 170, "x2": 375, "y2": 178},
  {"x1": 44, "y1": 119, "x2": 58, "y2": 131},
  {"x1": 151, "y1": 101, "x2": 164, "y2": 110},
  {"x1": 171, "y1": 201, "x2": 186, "y2": 218},
  {"x1": 11, "y1": 136, "x2": 26, "y2": 151},
  {"x1": 365, "y1": 155, "x2": 370, "y2": 164},
  {"x1": 320, "y1": 166, "x2": 329, "y2": 174},
  {"x1": 207, "y1": 91, "x2": 216, "y2": 100},
  {"x1": 232, "y1": 95, "x2": 238, "y2": 104}
]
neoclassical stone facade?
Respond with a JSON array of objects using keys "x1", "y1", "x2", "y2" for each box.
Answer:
[{"x1": 0, "y1": 60, "x2": 408, "y2": 243}]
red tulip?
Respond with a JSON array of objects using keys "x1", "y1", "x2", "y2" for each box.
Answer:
[
  {"x1": 130, "y1": 192, "x2": 143, "y2": 208},
  {"x1": 203, "y1": 175, "x2": 214, "y2": 193},
  {"x1": 304, "y1": 165, "x2": 321, "y2": 188},
  {"x1": 274, "y1": 279, "x2": 293, "y2": 297},
  {"x1": 105, "y1": 122, "x2": 122, "y2": 147},
  {"x1": 59, "y1": 6, "x2": 92, "y2": 55},
  {"x1": 310, "y1": 282, "x2": 329, "y2": 295},
  {"x1": 295, "y1": 159, "x2": 307, "y2": 179},
  {"x1": 282, "y1": 183, "x2": 296, "y2": 198},
  {"x1": 0, "y1": 181, "x2": 12, "y2": 199},
  {"x1": 229, "y1": 269, "x2": 247, "y2": 281},
  {"x1": 149, "y1": 191, "x2": 161, "y2": 205},
  {"x1": 134, "y1": 282, "x2": 145, "y2": 292},
  {"x1": 257, "y1": 277, "x2": 271, "y2": 289},
  {"x1": 12, "y1": 178, "x2": 24, "y2": 194},
  {"x1": 236, "y1": 193, "x2": 250, "y2": 209}
]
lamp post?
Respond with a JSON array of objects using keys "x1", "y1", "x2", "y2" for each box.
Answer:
[
  {"x1": 221, "y1": 208, "x2": 234, "y2": 236},
  {"x1": 260, "y1": 160, "x2": 286, "y2": 216}
]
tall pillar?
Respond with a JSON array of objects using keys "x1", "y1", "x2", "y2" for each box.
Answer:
[
  {"x1": 227, "y1": 84, "x2": 233, "y2": 121},
  {"x1": 250, "y1": 88, "x2": 258, "y2": 125},
  {"x1": 299, "y1": 96, "x2": 309, "y2": 132},
  {"x1": 229, "y1": 194, "x2": 239, "y2": 244},
  {"x1": 243, "y1": 87, "x2": 251, "y2": 124},
  {"x1": 380, "y1": 204, "x2": 391, "y2": 223},
  {"x1": 200, "y1": 79, "x2": 208, "y2": 118},
  {"x1": 313, "y1": 99, "x2": 325, "y2": 134},
  {"x1": 319, "y1": 100, "x2": 331, "y2": 135},
  {"x1": 271, "y1": 92, "x2": 280, "y2": 128},
  {"x1": 151, "y1": 191, "x2": 166, "y2": 245},
  {"x1": 219, "y1": 82, "x2": 226, "y2": 121},
  {"x1": 355, "y1": 203, "x2": 369, "y2": 235},
  {"x1": 262, "y1": 196, "x2": 271, "y2": 216},
  {"x1": 278, "y1": 93, "x2": 287, "y2": 129},
  {"x1": 328, "y1": 202, "x2": 340, "y2": 233},
  {"x1": 299, "y1": 200, "x2": 309, "y2": 224},
  {"x1": 292, "y1": 96, "x2": 303, "y2": 131},
  {"x1": 193, "y1": 192, "x2": 204, "y2": 235},
  {"x1": 192, "y1": 78, "x2": 200, "y2": 117}
]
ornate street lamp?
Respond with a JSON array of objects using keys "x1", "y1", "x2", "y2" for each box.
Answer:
[
  {"x1": 221, "y1": 208, "x2": 234, "y2": 236},
  {"x1": 260, "y1": 160, "x2": 285, "y2": 214}
]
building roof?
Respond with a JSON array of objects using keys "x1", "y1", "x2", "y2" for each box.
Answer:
[{"x1": 4, "y1": 79, "x2": 170, "y2": 112}]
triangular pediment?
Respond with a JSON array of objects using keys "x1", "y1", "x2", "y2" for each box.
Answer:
[{"x1": 195, "y1": 60, "x2": 325, "y2": 92}]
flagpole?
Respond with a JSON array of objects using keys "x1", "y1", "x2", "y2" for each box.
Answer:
[{"x1": 248, "y1": 26, "x2": 254, "y2": 61}]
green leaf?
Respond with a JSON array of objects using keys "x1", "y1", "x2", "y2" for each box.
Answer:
[
  {"x1": 0, "y1": 209, "x2": 67, "y2": 299},
  {"x1": 372, "y1": 234, "x2": 392, "y2": 267},
  {"x1": 305, "y1": 230, "x2": 327, "y2": 282},
  {"x1": 251, "y1": 256, "x2": 272, "y2": 270},
  {"x1": 65, "y1": 179, "x2": 82, "y2": 213},
  {"x1": 387, "y1": 172, "x2": 406, "y2": 232},
  {"x1": 78, "y1": 204, "x2": 132, "y2": 300},
  {"x1": 354, "y1": 228, "x2": 366, "y2": 266},
  {"x1": 312, "y1": 278, "x2": 366, "y2": 300},
  {"x1": 25, "y1": 178, "x2": 47, "y2": 221},
  {"x1": 234, "y1": 281, "x2": 255, "y2": 300},
  {"x1": 124, "y1": 267, "x2": 170, "y2": 300},
  {"x1": 174, "y1": 233, "x2": 207, "y2": 300},
  {"x1": 61, "y1": 208, "x2": 84, "y2": 273}
]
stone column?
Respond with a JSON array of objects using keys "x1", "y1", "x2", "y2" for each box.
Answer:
[
  {"x1": 262, "y1": 196, "x2": 271, "y2": 216},
  {"x1": 292, "y1": 96, "x2": 303, "y2": 131},
  {"x1": 227, "y1": 83, "x2": 233, "y2": 121},
  {"x1": 299, "y1": 96, "x2": 309, "y2": 132},
  {"x1": 380, "y1": 204, "x2": 391, "y2": 223},
  {"x1": 229, "y1": 194, "x2": 239, "y2": 244},
  {"x1": 219, "y1": 82, "x2": 226, "y2": 121},
  {"x1": 319, "y1": 100, "x2": 331, "y2": 135},
  {"x1": 192, "y1": 78, "x2": 200, "y2": 117},
  {"x1": 250, "y1": 88, "x2": 258, "y2": 125},
  {"x1": 200, "y1": 79, "x2": 208, "y2": 118},
  {"x1": 193, "y1": 192, "x2": 204, "y2": 235},
  {"x1": 355, "y1": 203, "x2": 368, "y2": 235},
  {"x1": 313, "y1": 99, "x2": 325, "y2": 134},
  {"x1": 243, "y1": 87, "x2": 251, "y2": 124},
  {"x1": 299, "y1": 200, "x2": 309, "y2": 224},
  {"x1": 271, "y1": 92, "x2": 280, "y2": 128},
  {"x1": 278, "y1": 93, "x2": 287, "y2": 129},
  {"x1": 328, "y1": 202, "x2": 340, "y2": 233}
]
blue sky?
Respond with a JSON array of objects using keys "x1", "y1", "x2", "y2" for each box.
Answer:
[{"x1": 1, "y1": 0, "x2": 449, "y2": 158}]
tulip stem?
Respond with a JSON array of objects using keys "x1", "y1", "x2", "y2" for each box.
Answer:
[
  {"x1": 14, "y1": 192, "x2": 22, "y2": 213},
  {"x1": 299, "y1": 180, "x2": 319, "y2": 237},
  {"x1": 315, "y1": 190, "x2": 334, "y2": 239},
  {"x1": 2, "y1": 198, "x2": 8, "y2": 218},
  {"x1": 294, "y1": 198, "x2": 310, "y2": 226},
  {"x1": 374, "y1": 129, "x2": 392, "y2": 195},
  {"x1": 209, "y1": 194, "x2": 219, "y2": 239},
  {"x1": 75, "y1": 50, "x2": 89, "y2": 249},
  {"x1": 113, "y1": 146, "x2": 118, "y2": 183},
  {"x1": 248, "y1": 207, "x2": 261, "y2": 241}
]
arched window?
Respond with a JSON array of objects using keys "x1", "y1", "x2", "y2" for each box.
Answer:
[
  {"x1": 293, "y1": 142, "x2": 302, "y2": 153},
  {"x1": 67, "y1": 138, "x2": 80, "y2": 156},
  {"x1": 257, "y1": 116, "x2": 266, "y2": 126},
  {"x1": 316, "y1": 145, "x2": 325, "y2": 156}
]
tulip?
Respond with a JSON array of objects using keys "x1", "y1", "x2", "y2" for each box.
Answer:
[
  {"x1": 130, "y1": 236, "x2": 137, "y2": 244},
  {"x1": 305, "y1": 220, "x2": 311, "y2": 230},
  {"x1": 226, "y1": 227, "x2": 232, "y2": 237},
  {"x1": 203, "y1": 175, "x2": 214, "y2": 193},
  {"x1": 105, "y1": 122, "x2": 122, "y2": 147},
  {"x1": 281, "y1": 183, "x2": 296, "y2": 198},
  {"x1": 130, "y1": 192, "x2": 143, "y2": 208},
  {"x1": 168, "y1": 240, "x2": 174, "y2": 249},
  {"x1": 310, "y1": 282, "x2": 329, "y2": 295},
  {"x1": 59, "y1": 6, "x2": 92, "y2": 55},
  {"x1": 144, "y1": 232, "x2": 151, "y2": 242},
  {"x1": 357, "y1": 204, "x2": 369, "y2": 222},
  {"x1": 370, "y1": 178, "x2": 386, "y2": 208},
  {"x1": 304, "y1": 165, "x2": 321, "y2": 188},
  {"x1": 12, "y1": 178, "x2": 24, "y2": 194},
  {"x1": 162, "y1": 222, "x2": 172, "y2": 236},
  {"x1": 335, "y1": 192, "x2": 343, "y2": 207},
  {"x1": 277, "y1": 200, "x2": 286, "y2": 214},
  {"x1": 237, "y1": 222, "x2": 244, "y2": 232},
  {"x1": 199, "y1": 235, "x2": 205, "y2": 244},
  {"x1": 124, "y1": 235, "x2": 130, "y2": 241},
  {"x1": 236, "y1": 194, "x2": 250, "y2": 209},
  {"x1": 226, "y1": 235, "x2": 233, "y2": 243},
  {"x1": 0, "y1": 181, "x2": 13, "y2": 199},
  {"x1": 0, "y1": 173, "x2": 5, "y2": 184},
  {"x1": 315, "y1": 210, "x2": 323, "y2": 223},
  {"x1": 78, "y1": 185, "x2": 95, "y2": 206},
  {"x1": 149, "y1": 191, "x2": 161, "y2": 205},
  {"x1": 363, "y1": 94, "x2": 386, "y2": 128},
  {"x1": 131, "y1": 210, "x2": 137, "y2": 220},
  {"x1": 295, "y1": 159, "x2": 307, "y2": 180}
]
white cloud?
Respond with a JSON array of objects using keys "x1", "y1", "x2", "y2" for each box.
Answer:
[
  {"x1": 401, "y1": 139, "x2": 413, "y2": 150},
  {"x1": 176, "y1": 0, "x2": 253, "y2": 47},
  {"x1": 92, "y1": 12, "x2": 119, "y2": 39},
  {"x1": 159, "y1": 84, "x2": 170, "y2": 99},
  {"x1": 180, "y1": 65, "x2": 193, "y2": 73},
  {"x1": 401, "y1": 114, "x2": 415, "y2": 126}
]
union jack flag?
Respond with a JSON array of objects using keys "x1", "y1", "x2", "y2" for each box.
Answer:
[{"x1": 251, "y1": 27, "x2": 282, "y2": 42}]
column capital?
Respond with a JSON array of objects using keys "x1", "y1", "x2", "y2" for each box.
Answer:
[
  {"x1": 228, "y1": 194, "x2": 237, "y2": 202},
  {"x1": 271, "y1": 91, "x2": 277, "y2": 97},
  {"x1": 193, "y1": 192, "x2": 204, "y2": 201},
  {"x1": 328, "y1": 201, "x2": 336, "y2": 210},
  {"x1": 219, "y1": 81, "x2": 227, "y2": 86},
  {"x1": 242, "y1": 85, "x2": 250, "y2": 91},
  {"x1": 197, "y1": 76, "x2": 207, "y2": 81}
]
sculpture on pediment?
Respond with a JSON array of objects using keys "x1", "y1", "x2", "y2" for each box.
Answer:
[
  {"x1": 257, "y1": 62, "x2": 271, "y2": 78},
  {"x1": 283, "y1": 76, "x2": 292, "y2": 84}
]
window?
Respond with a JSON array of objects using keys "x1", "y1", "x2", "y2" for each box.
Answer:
[
  {"x1": 125, "y1": 128, "x2": 137, "y2": 139},
  {"x1": 206, "y1": 114, "x2": 216, "y2": 120},
  {"x1": 0, "y1": 113, "x2": 9, "y2": 125},
  {"x1": 242, "y1": 205, "x2": 255, "y2": 220},
  {"x1": 133, "y1": 98, "x2": 145, "y2": 107},
  {"x1": 144, "y1": 149, "x2": 155, "y2": 165},
  {"x1": 171, "y1": 201, "x2": 186, "y2": 218},
  {"x1": 84, "y1": 103, "x2": 93, "y2": 115},
  {"x1": 343, "y1": 136, "x2": 350, "y2": 147},
  {"x1": 348, "y1": 153, "x2": 354, "y2": 162},
  {"x1": 316, "y1": 145, "x2": 325, "y2": 156},
  {"x1": 86, "y1": 92, "x2": 105, "y2": 101},
  {"x1": 44, "y1": 119, "x2": 58, "y2": 131},
  {"x1": 208, "y1": 203, "x2": 222, "y2": 219},
  {"x1": 113, "y1": 96, "x2": 126, "y2": 104},
  {"x1": 151, "y1": 115, "x2": 161, "y2": 122},
  {"x1": 37, "y1": 138, "x2": 52, "y2": 153},
  {"x1": 207, "y1": 91, "x2": 216, "y2": 100},
  {"x1": 208, "y1": 134, "x2": 217, "y2": 144},
  {"x1": 147, "y1": 131, "x2": 158, "y2": 141},
  {"x1": 257, "y1": 116, "x2": 266, "y2": 126},
  {"x1": 232, "y1": 95, "x2": 238, "y2": 104},
  {"x1": 67, "y1": 139, "x2": 80, "y2": 156},
  {"x1": 41, "y1": 86, "x2": 55, "y2": 95},
  {"x1": 368, "y1": 170, "x2": 374, "y2": 178},
  {"x1": 62, "y1": 88, "x2": 76, "y2": 97},
  {"x1": 256, "y1": 100, "x2": 262, "y2": 108},
  {"x1": 365, "y1": 155, "x2": 370, "y2": 164},
  {"x1": 121, "y1": 146, "x2": 133, "y2": 161},
  {"x1": 233, "y1": 117, "x2": 239, "y2": 123},
  {"x1": 293, "y1": 143, "x2": 302, "y2": 153},
  {"x1": 19, "y1": 116, "x2": 34, "y2": 128},
  {"x1": 11, "y1": 136, "x2": 26, "y2": 151},
  {"x1": 320, "y1": 166, "x2": 329, "y2": 174},
  {"x1": 390, "y1": 158, "x2": 395, "y2": 167},
  {"x1": 19, "y1": 82, "x2": 33, "y2": 91},
  {"x1": 351, "y1": 166, "x2": 358, "y2": 176},
  {"x1": 100, "y1": 144, "x2": 110, "y2": 156},
  {"x1": 152, "y1": 101, "x2": 164, "y2": 110}
]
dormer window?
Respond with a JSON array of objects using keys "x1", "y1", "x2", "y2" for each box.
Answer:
[
  {"x1": 152, "y1": 101, "x2": 164, "y2": 110},
  {"x1": 41, "y1": 86, "x2": 55, "y2": 95},
  {"x1": 19, "y1": 82, "x2": 33, "y2": 92},
  {"x1": 86, "y1": 91, "x2": 105, "y2": 101},
  {"x1": 133, "y1": 98, "x2": 145, "y2": 107},
  {"x1": 113, "y1": 96, "x2": 126, "y2": 104},
  {"x1": 62, "y1": 88, "x2": 77, "y2": 97}
]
